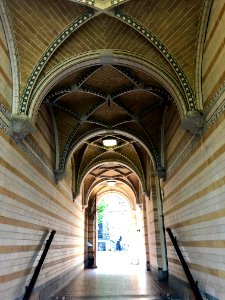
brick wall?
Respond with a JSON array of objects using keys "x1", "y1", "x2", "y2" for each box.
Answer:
[
  {"x1": 162, "y1": 2, "x2": 225, "y2": 298},
  {"x1": 0, "y1": 106, "x2": 85, "y2": 299},
  {"x1": 0, "y1": 19, "x2": 12, "y2": 110}
]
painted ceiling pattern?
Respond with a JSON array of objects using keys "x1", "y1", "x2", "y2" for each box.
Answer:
[{"x1": 5, "y1": 0, "x2": 206, "y2": 201}]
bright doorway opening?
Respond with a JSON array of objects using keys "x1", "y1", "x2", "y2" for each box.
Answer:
[{"x1": 96, "y1": 192, "x2": 146, "y2": 270}]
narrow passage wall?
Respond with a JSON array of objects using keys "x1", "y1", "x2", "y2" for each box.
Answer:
[
  {"x1": 0, "y1": 19, "x2": 85, "y2": 300},
  {"x1": 163, "y1": 2, "x2": 225, "y2": 299}
]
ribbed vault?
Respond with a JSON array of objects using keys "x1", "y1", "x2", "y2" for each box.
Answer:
[{"x1": 4, "y1": 0, "x2": 208, "y2": 186}]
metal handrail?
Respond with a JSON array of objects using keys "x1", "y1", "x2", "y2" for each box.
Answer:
[
  {"x1": 23, "y1": 230, "x2": 56, "y2": 300},
  {"x1": 166, "y1": 228, "x2": 203, "y2": 300}
]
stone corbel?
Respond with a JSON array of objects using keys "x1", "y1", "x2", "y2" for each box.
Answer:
[
  {"x1": 156, "y1": 166, "x2": 167, "y2": 180},
  {"x1": 8, "y1": 115, "x2": 36, "y2": 143},
  {"x1": 55, "y1": 169, "x2": 66, "y2": 183},
  {"x1": 181, "y1": 110, "x2": 205, "y2": 135}
]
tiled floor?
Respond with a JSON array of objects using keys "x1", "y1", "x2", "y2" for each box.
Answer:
[{"x1": 51, "y1": 252, "x2": 175, "y2": 300}]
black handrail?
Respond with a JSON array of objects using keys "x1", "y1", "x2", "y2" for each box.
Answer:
[
  {"x1": 23, "y1": 230, "x2": 56, "y2": 300},
  {"x1": 166, "y1": 228, "x2": 203, "y2": 300}
]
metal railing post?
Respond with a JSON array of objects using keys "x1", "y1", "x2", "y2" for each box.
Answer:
[
  {"x1": 23, "y1": 230, "x2": 56, "y2": 300},
  {"x1": 166, "y1": 228, "x2": 203, "y2": 300}
]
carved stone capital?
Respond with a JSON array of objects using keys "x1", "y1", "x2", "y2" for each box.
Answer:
[
  {"x1": 181, "y1": 110, "x2": 204, "y2": 135},
  {"x1": 8, "y1": 115, "x2": 35, "y2": 143},
  {"x1": 55, "y1": 169, "x2": 66, "y2": 183}
]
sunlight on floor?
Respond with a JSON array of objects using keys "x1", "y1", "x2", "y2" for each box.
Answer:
[
  {"x1": 96, "y1": 251, "x2": 143, "y2": 274},
  {"x1": 50, "y1": 250, "x2": 174, "y2": 300}
]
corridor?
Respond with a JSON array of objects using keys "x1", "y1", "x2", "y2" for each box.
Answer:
[
  {"x1": 51, "y1": 252, "x2": 174, "y2": 300},
  {"x1": 1, "y1": 1, "x2": 225, "y2": 299}
]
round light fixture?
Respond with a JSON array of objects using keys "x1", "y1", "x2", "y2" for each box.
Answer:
[
  {"x1": 107, "y1": 180, "x2": 116, "y2": 186},
  {"x1": 102, "y1": 137, "x2": 117, "y2": 147}
]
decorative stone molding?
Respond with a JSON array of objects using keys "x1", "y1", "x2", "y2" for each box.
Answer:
[
  {"x1": 70, "y1": 0, "x2": 95, "y2": 6},
  {"x1": 0, "y1": 1, "x2": 20, "y2": 115},
  {"x1": 181, "y1": 110, "x2": 205, "y2": 135},
  {"x1": 194, "y1": 0, "x2": 213, "y2": 109},
  {"x1": 111, "y1": 0, "x2": 130, "y2": 6},
  {"x1": 205, "y1": 80, "x2": 225, "y2": 114},
  {"x1": 8, "y1": 115, "x2": 35, "y2": 143}
]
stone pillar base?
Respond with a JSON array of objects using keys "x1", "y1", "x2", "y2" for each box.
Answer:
[{"x1": 158, "y1": 268, "x2": 168, "y2": 282}]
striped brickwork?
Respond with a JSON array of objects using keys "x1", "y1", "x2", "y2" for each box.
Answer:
[
  {"x1": 87, "y1": 215, "x2": 95, "y2": 259},
  {"x1": 144, "y1": 174, "x2": 163, "y2": 271},
  {"x1": 202, "y1": 0, "x2": 225, "y2": 107},
  {"x1": 0, "y1": 15, "x2": 85, "y2": 299},
  {"x1": 164, "y1": 110, "x2": 225, "y2": 299},
  {"x1": 142, "y1": 197, "x2": 150, "y2": 264},
  {"x1": 6, "y1": 0, "x2": 86, "y2": 94},
  {"x1": 163, "y1": 2, "x2": 225, "y2": 298},
  {"x1": 0, "y1": 89, "x2": 85, "y2": 300},
  {"x1": 135, "y1": 204, "x2": 146, "y2": 267},
  {"x1": 0, "y1": 19, "x2": 12, "y2": 110},
  {"x1": 0, "y1": 112, "x2": 86, "y2": 299}
]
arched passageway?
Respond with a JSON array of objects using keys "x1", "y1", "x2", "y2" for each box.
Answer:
[{"x1": 1, "y1": 1, "x2": 225, "y2": 300}]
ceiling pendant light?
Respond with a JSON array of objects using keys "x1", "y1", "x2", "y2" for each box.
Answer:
[
  {"x1": 107, "y1": 180, "x2": 116, "y2": 186},
  {"x1": 102, "y1": 137, "x2": 117, "y2": 147}
]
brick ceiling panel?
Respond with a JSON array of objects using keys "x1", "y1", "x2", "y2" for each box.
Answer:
[
  {"x1": 40, "y1": 14, "x2": 175, "y2": 78},
  {"x1": 6, "y1": 0, "x2": 87, "y2": 93},
  {"x1": 119, "y1": 122, "x2": 150, "y2": 144},
  {"x1": 117, "y1": 143, "x2": 142, "y2": 169},
  {"x1": 89, "y1": 102, "x2": 129, "y2": 125},
  {"x1": 127, "y1": 67, "x2": 170, "y2": 87},
  {"x1": 53, "y1": 108, "x2": 79, "y2": 153},
  {"x1": 83, "y1": 65, "x2": 132, "y2": 92},
  {"x1": 143, "y1": 118, "x2": 164, "y2": 146},
  {"x1": 51, "y1": 69, "x2": 85, "y2": 90},
  {"x1": 60, "y1": 93, "x2": 100, "y2": 114},
  {"x1": 117, "y1": 90, "x2": 161, "y2": 114},
  {"x1": 78, "y1": 144, "x2": 106, "y2": 172},
  {"x1": 74, "y1": 122, "x2": 103, "y2": 141},
  {"x1": 122, "y1": 0, "x2": 204, "y2": 87}
]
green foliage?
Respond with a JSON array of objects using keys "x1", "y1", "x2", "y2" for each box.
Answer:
[{"x1": 97, "y1": 200, "x2": 108, "y2": 224}]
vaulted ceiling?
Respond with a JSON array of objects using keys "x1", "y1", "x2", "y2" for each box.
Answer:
[{"x1": 5, "y1": 0, "x2": 208, "y2": 203}]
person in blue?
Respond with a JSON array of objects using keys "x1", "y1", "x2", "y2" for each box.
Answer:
[{"x1": 116, "y1": 236, "x2": 122, "y2": 251}]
